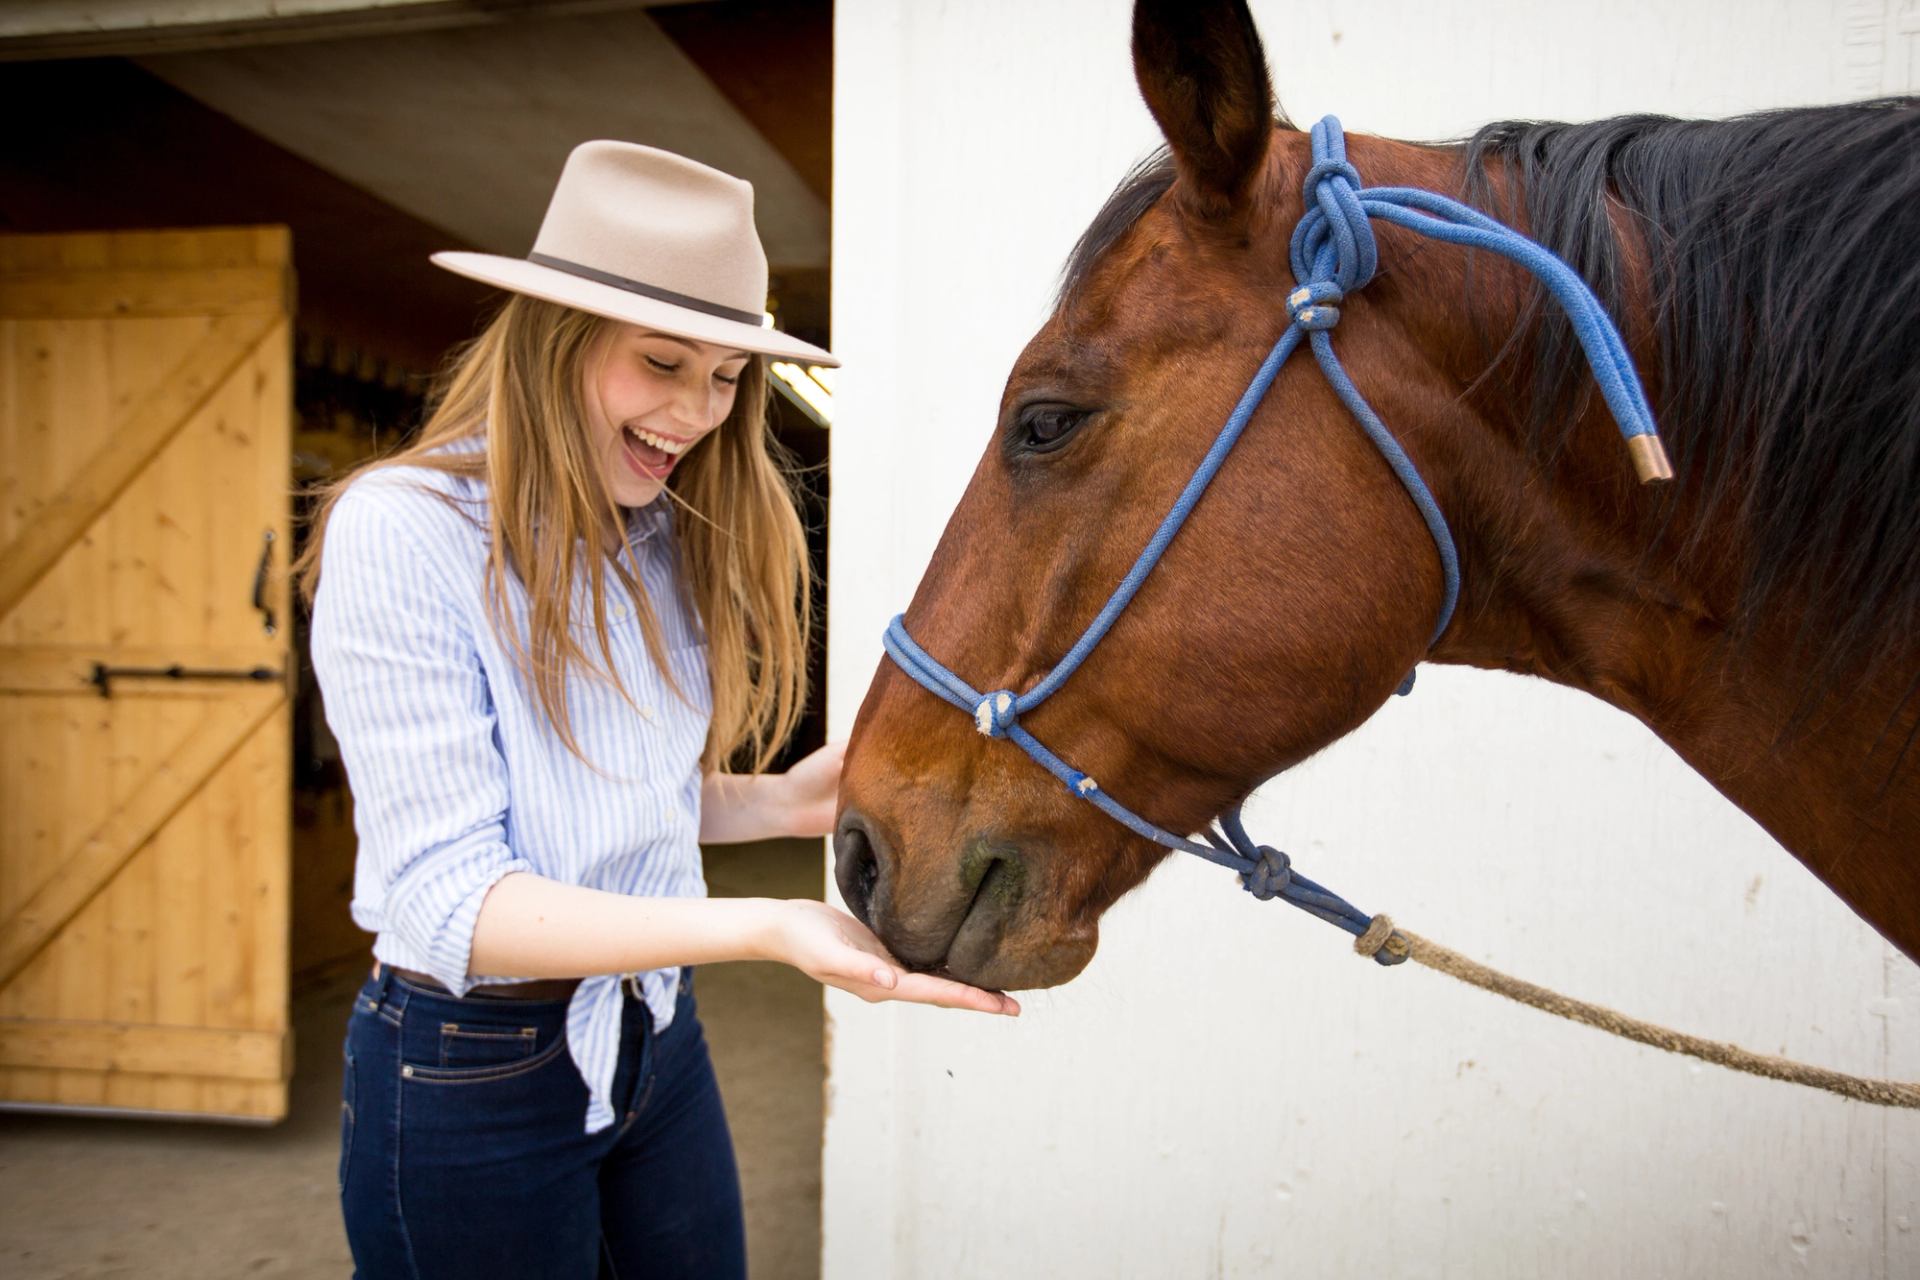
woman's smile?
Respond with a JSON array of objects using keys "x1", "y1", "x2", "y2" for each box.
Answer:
[{"x1": 619, "y1": 421, "x2": 695, "y2": 480}]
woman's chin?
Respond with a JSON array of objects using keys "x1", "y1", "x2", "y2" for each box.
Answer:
[
  {"x1": 606, "y1": 457, "x2": 668, "y2": 507},
  {"x1": 613, "y1": 478, "x2": 665, "y2": 508}
]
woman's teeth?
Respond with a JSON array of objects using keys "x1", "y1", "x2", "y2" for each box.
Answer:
[{"x1": 623, "y1": 424, "x2": 688, "y2": 455}]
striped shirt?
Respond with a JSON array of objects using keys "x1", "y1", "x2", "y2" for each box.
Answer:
[{"x1": 310, "y1": 446, "x2": 711, "y2": 1133}]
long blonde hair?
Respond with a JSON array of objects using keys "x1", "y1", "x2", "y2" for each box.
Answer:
[{"x1": 296, "y1": 295, "x2": 812, "y2": 775}]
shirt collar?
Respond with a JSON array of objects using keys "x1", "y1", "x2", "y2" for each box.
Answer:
[{"x1": 625, "y1": 496, "x2": 673, "y2": 546}]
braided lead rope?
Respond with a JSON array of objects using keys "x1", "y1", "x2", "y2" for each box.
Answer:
[{"x1": 1360, "y1": 919, "x2": 1920, "y2": 1108}]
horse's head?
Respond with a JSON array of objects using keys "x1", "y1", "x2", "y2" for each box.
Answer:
[{"x1": 836, "y1": 0, "x2": 1489, "y2": 990}]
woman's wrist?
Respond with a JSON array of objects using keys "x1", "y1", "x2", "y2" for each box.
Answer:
[
  {"x1": 736, "y1": 896, "x2": 791, "y2": 963},
  {"x1": 757, "y1": 773, "x2": 800, "y2": 838},
  {"x1": 700, "y1": 772, "x2": 801, "y2": 843}
]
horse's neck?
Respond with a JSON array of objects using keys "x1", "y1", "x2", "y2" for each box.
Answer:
[
  {"x1": 1296, "y1": 133, "x2": 1919, "y2": 956},
  {"x1": 1431, "y1": 442, "x2": 1920, "y2": 961}
]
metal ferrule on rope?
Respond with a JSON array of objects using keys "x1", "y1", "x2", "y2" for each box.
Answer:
[{"x1": 882, "y1": 115, "x2": 1669, "y2": 965}]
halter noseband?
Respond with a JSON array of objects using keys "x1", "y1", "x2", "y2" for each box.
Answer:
[{"x1": 882, "y1": 116, "x2": 1668, "y2": 962}]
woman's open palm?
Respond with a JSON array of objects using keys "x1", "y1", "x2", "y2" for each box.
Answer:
[{"x1": 775, "y1": 899, "x2": 1019, "y2": 1016}]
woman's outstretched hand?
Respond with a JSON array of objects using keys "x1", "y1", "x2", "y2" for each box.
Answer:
[{"x1": 767, "y1": 899, "x2": 1020, "y2": 1016}]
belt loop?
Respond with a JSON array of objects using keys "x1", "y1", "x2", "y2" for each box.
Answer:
[{"x1": 383, "y1": 966, "x2": 411, "y2": 1018}]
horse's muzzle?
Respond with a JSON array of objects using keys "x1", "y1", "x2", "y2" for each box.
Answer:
[{"x1": 834, "y1": 811, "x2": 1035, "y2": 979}]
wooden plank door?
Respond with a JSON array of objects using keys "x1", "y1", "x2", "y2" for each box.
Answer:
[{"x1": 0, "y1": 227, "x2": 294, "y2": 1122}]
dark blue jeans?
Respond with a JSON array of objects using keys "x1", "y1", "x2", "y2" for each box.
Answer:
[{"x1": 339, "y1": 966, "x2": 745, "y2": 1279}]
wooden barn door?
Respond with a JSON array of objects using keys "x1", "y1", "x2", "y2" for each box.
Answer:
[{"x1": 0, "y1": 228, "x2": 294, "y2": 1121}]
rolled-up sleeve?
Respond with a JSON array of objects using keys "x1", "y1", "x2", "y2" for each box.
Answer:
[{"x1": 309, "y1": 478, "x2": 534, "y2": 995}]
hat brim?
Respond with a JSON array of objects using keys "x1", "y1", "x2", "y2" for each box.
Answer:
[{"x1": 430, "y1": 251, "x2": 839, "y2": 368}]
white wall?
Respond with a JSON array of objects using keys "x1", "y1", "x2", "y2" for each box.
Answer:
[{"x1": 825, "y1": 3, "x2": 1920, "y2": 1276}]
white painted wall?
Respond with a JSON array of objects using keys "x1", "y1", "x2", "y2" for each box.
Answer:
[{"x1": 825, "y1": 3, "x2": 1920, "y2": 1277}]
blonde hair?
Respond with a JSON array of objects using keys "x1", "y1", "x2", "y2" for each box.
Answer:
[{"x1": 296, "y1": 295, "x2": 812, "y2": 775}]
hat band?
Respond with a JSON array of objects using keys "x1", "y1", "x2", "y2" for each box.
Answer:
[{"x1": 527, "y1": 252, "x2": 764, "y2": 327}]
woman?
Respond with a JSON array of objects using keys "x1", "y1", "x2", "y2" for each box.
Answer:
[{"x1": 302, "y1": 141, "x2": 1015, "y2": 1279}]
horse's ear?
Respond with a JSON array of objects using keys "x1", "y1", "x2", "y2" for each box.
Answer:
[{"x1": 1132, "y1": 0, "x2": 1276, "y2": 218}]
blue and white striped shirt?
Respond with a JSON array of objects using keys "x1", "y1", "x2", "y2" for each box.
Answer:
[{"x1": 310, "y1": 447, "x2": 711, "y2": 1133}]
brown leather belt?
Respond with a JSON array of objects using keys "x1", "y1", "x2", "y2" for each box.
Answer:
[{"x1": 373, "y1": 961, "x2": 580, "y2": 1001}]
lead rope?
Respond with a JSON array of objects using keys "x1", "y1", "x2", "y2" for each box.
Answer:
[
  {"x1": 883, "y1": 114, "x2": 1918, "y2": 1106},
  {"x1": 1363, "y1": 920, "x2": 1920, "y2": 1108}
]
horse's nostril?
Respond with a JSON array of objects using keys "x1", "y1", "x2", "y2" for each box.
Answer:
[{"x1": 833, "y1": 814, "x2": 883, "y2": 928}]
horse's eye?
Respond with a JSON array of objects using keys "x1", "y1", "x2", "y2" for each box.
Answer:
[{"x1": 1015, "y1": 404, "x2": 1091, "y2": 453}]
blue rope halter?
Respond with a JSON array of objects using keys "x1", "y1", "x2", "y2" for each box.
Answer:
[{"x1": 882, "y1": 116, "x2": 1667, "y2": 963}]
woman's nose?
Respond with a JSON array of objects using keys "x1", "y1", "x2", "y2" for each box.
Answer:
[{"x1": 669, "y1": 379, "x2": 727, "y2": 433}]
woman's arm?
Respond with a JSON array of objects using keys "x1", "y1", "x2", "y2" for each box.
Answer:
[
  {"x1": 700, "y1": 739, "x2": 844, "y2": 842},
  {"x1": 311, "y1": 478, "x2": 536, "y2": 997},
  {"x1": 314, "y1": 487, "x2": 1000, "y2": 1014},
  {"x1": 468, "y1": 871, "x2": 1018, "y2": 1015}
]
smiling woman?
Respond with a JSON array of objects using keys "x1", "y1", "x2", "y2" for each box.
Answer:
[{"x1": 289, "y1": 139, "x2": 1014, "y2": 1280}]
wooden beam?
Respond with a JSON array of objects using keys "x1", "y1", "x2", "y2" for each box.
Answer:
[
  {"x1": 0, "y1": 686, "x2": 285, "y2": 988},
  {"x1": 0, "y1": 264, "x2": 291, "y2": 318},
  {"x1": 0, "y1": 310, "x2": 280, "y2": 623},
  {"x1": 0, "y1": 1019, "x2": 290, "y2": 1081}
]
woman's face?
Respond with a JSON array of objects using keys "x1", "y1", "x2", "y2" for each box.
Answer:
[{"x1": 584, "y1": 323, "x2": 750, "y2": 507}]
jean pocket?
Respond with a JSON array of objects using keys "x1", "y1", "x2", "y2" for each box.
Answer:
[
  {"x1": 436, "y1": 1018, "x2": 541, "y2": 1070},
  {"x1": 400, "y1": 1016, "x2": 569, "y2": 1085}
]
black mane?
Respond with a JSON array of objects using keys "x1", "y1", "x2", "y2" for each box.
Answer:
[
  {"x1": 1461, "y1": 99, "x2": 1920, "y2": 696},
  {"x1": 1058, "y1": 100, "x2": 1920, "y2": 704}
]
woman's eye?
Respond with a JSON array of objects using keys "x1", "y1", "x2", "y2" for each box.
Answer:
[
  {"x1": 646, "y1": 354, "x2": 737, "y2": 386},
  {"x1": 1016, "y1": 404, "x2": 1090, "y2": 452}
]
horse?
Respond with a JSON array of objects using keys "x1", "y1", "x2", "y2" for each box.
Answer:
[{"x1": 833, "y1": 0, "x2": 1920, "y2": 995}]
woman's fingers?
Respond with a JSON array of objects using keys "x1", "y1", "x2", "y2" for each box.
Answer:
[
  {"x1": 888, "y1": 971, "x2": 1020, "y2": 1015},
  {"x1": 829, "y1": 967, "x2": 1018, "y2": 1015}
]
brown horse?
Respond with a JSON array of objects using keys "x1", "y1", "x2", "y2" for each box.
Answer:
[{"x1": 835, "y1": 0, "x2": 1920, "y2": 993}]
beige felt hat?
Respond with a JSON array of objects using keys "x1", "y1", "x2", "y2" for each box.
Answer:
[{"x1": 432, "y1": 140, "x2": 837, "y2": 367}]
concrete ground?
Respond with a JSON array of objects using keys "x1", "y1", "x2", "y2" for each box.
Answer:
[{"x1": 0, "y1": 839, "x2": 825, "y2": 1279}]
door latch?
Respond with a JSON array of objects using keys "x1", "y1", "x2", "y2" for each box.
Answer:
[{"x1": 89, "y1": 662, "x2": 284, "y2": 699}]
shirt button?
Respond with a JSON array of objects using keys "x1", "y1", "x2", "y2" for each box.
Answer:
[{"x1": 638, "y1": 705, "x2": 658, "y2": 723}]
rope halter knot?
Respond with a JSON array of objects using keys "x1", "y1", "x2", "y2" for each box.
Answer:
[
  {"x1": 1286, "y1": 283, "x2": 1343, "y2": 331},
  {"x1": 974, "y1": 690, "x2": 1018, "y2": 738},
  {"x1": 1290, "y1": 124, "x2": 1380, "y2": 298},
  {"x1": 1239, "y1": 846, "x2": 1294, "y2": 901}
]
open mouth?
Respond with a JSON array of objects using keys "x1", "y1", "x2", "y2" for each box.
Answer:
[{"x1": 620, "y1": 423, "x2": 691, "y2": 480}]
